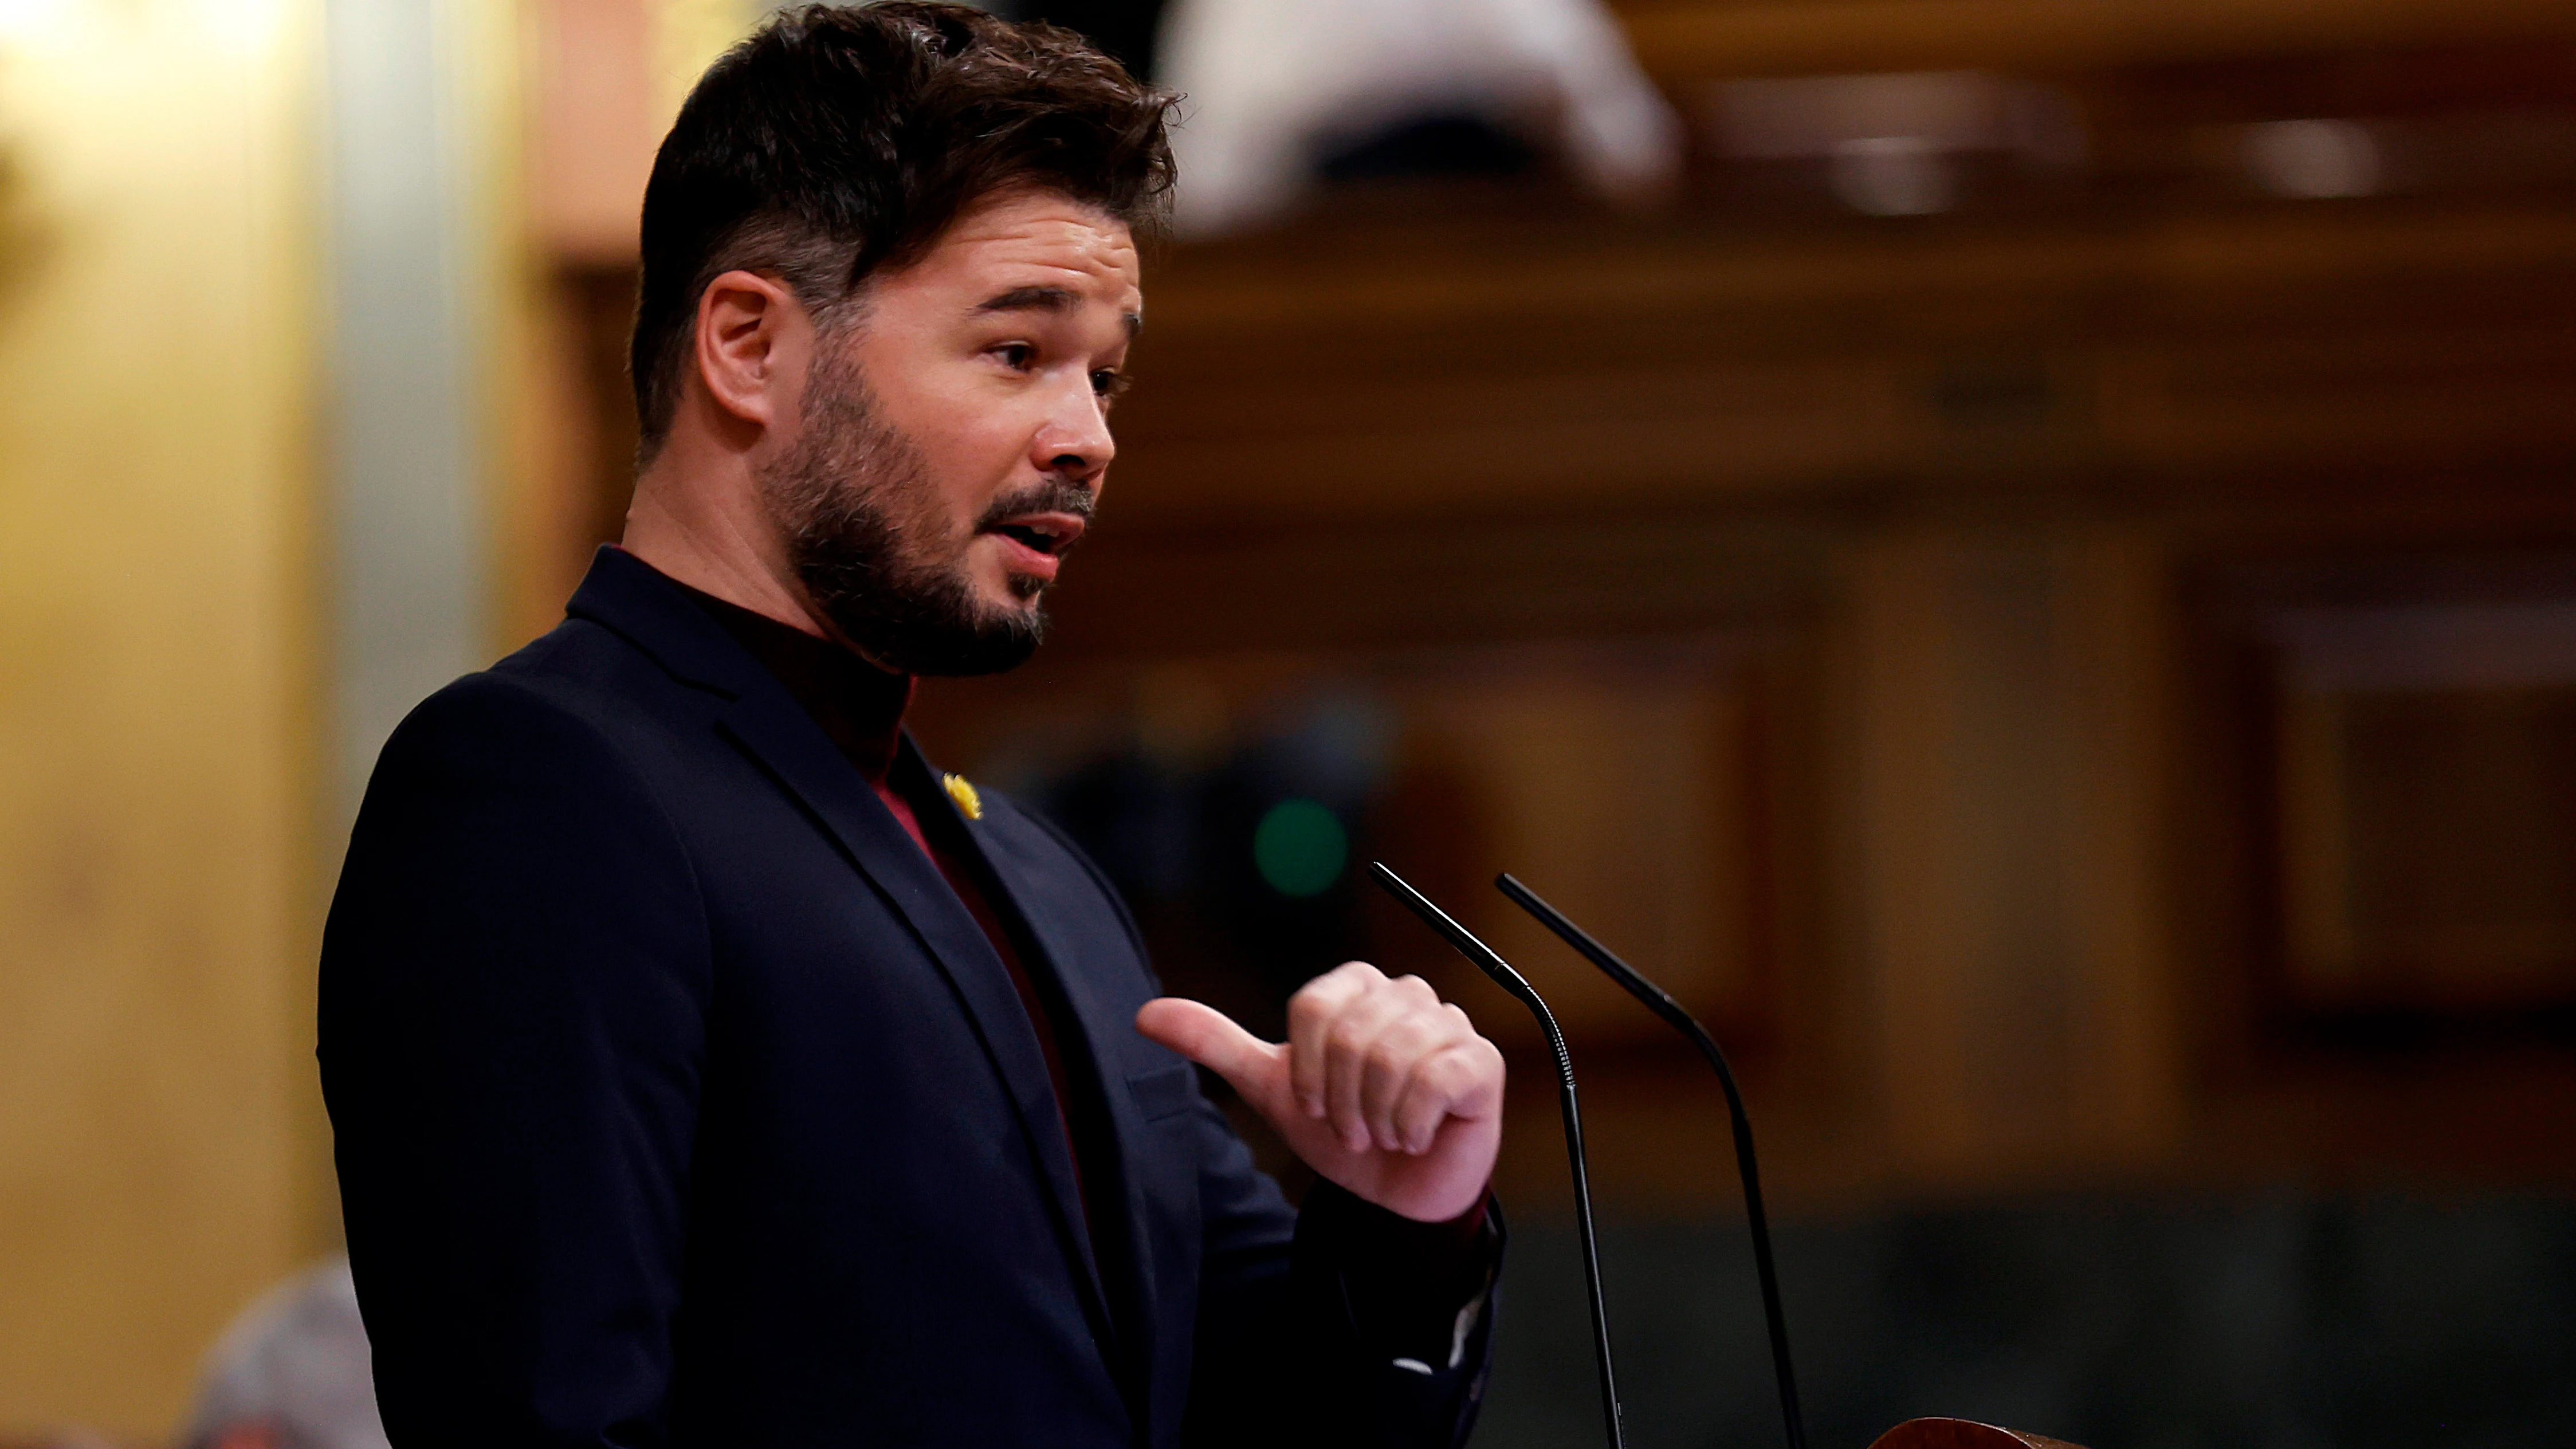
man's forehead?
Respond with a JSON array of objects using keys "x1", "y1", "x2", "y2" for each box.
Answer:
[{"x1": 924, "y1": 194, "x2": 1141, "y2": 299}]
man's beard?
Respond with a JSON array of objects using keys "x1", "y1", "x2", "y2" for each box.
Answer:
[{"x1": 757, "y1": 350, "x2": 1086, "y2": 677}]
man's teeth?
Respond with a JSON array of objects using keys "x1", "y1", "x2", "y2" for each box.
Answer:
[{"x1": 993, "y1": 523, "x2": 1055, "y2": 555}]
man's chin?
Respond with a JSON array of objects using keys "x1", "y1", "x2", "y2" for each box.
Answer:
[
  {"x1": 965, "y1": 545, "x2": 1051, "y2": 602},
  {"x1": 863, "y1": 596, "x2": 1047, "y2": 678},
  {"x1": 798, "y1": 557, "x2": 1050, "y2": 677},
  {"x1": 918, "y1": 621, "x2": 1044, "y2": 677}
]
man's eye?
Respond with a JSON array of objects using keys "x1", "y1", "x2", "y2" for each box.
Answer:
[
  {"x1": 1090, "y1": 370, "x2": 1129, "y2": 398},
  {"x1": 995, "y1": 344, "x2": 1035, "y2": 370}
]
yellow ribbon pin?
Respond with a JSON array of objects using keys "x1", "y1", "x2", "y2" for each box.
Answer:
[{"x1": 942, "y1": 772, "x2": 983, "y2": 820}]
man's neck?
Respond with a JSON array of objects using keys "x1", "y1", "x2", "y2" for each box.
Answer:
[{"x1": 622, "y1": 443, "x2": 827, "y2": 639}]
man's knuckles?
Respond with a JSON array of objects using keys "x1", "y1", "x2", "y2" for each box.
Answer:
[
  {"x1": 1372, "y1": 1011, "x2": 1454, "y2": 1061},
  {"x1": 1288, "y1": 960, "x2": 1385, "y2": 1014},
  {"x1": 1325, "y1": 1008, "x2": 1386, "y2": 1055},
  {"x1": 1434, "y1": 1046, "x2": 1494, "y2": 1101}
]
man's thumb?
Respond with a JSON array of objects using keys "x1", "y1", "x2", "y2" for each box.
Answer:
[{"x1": 1135, "y1": 998, "x2": 1283, "y2": 1102}]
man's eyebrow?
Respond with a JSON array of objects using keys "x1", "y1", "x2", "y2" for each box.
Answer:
[
  {"x1": 972, "y1": 284, "x2": 1143, "y2": 337},
  {"x1": 973, "y1": 284, "x2": 1076, "y2": 317}
]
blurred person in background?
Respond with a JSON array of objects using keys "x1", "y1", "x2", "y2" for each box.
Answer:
[
  {"x1": 317, "y1": 6, "x2": 1507, "y2": 1448},
  {"x1": 179, "y1": 1260, "x2": 386, "y2": 1449}
]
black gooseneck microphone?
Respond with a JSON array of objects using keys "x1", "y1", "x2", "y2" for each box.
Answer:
[
  {"x1": 1368, "y1": 862, "x2": 1626, "y2": 1449},
  {"x1": 1496, "y1": 873, "x2": 1809, "y2": 1449}
]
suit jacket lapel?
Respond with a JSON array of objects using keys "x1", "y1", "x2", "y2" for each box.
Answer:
[
  {"x1": 912, "y1": 745, "x2": 1165, "y2": 1407},
  {"x1": 714, "y1": 700, "x2": 1117, "y2": 1317},
  {"x1": 561, "y1": 549, "x2": 1117, "y2": 1348}
]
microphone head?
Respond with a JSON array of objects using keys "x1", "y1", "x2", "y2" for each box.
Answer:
[
  {"x1": 1368, "y1": 861, "x2": 1545, "y2": 1010},
  {"x1": 1497, "y1": 871, "x2": 1692, "y2": 1028}
]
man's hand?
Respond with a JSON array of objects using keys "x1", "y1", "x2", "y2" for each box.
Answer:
[{"x1": 1136, "y1": 962, "x2": 1504, "y2": 1223}]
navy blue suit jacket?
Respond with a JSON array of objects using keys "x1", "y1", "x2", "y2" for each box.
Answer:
[{"x1": 318, "y1": 548, "x2": 1497, "y2": 1447}]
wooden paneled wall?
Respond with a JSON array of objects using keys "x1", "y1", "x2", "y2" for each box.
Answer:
[
  {"x1": 0, "y1": 5, "x2": 321, "y2": 1437},
  {"x1": 914, "y1": 174, "x2": 2576, "y2": 1207},
  {"x1": 515, "y1": 9, "x2": 2576, "y2": 1212},
  {"x1": 1609, "y1": 0, "x2": 2576, "y2": 76}
]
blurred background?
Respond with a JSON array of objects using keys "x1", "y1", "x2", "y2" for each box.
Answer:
[{"x1": 2, "y1": 0, "x2": 2574, "y2": 1443}]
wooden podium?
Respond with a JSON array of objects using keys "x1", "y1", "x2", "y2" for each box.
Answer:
[{"x1": 1870, "y1": 1420, "x2": 2086, "y2": 1449}]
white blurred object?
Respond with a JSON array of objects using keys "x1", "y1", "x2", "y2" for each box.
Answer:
[
  {"x1": 1157, "y1": 0, "x2": 1682, "y2": 234},
  {"x1": 1717, "y1": 71, "x2": 2085, "y2": 215},
  {"x1": 183, "y1": 1259, "x2": 390, "y2": 1449},
  {"x1": 1829, "y1": 136, "x2": 1955, "y2": 217},
  {"x1": 2243, "y1": 118, "x2": 2382, "y2": 199}
]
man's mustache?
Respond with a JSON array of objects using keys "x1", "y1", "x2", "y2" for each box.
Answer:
[{"x1": 974, "y1": 480, "x2": 1096, "y2": 534}]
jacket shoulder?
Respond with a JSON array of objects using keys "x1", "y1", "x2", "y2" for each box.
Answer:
[
  {"x1": 379, "y1": 616, "x2": 701, "y2": 768},
  {"x1": 332, "y1": 630, "x2": 712, "y2": 977},
  {"x1": 492, "y1": 611, "x2": 709, "y2": 713},
  {"x1": 350, "y1": 626, "x2": 725, "y2": 872}
]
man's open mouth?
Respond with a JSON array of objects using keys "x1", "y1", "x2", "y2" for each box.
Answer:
[
  {"x1": 991, "y1": 524, "x2": 1058, "y2": 555},
  {"x1": 983, "y1": 513, "x2": 1086, "y2": 558}
]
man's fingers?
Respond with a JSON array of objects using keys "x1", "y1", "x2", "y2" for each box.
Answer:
[
  {"x1": 1391, "y1": 1055, "x2": 1463, "y2": 1156},
  {"x1": 1322, "y1": 985, "x2": 1411, "y2": 1152},
  {"x1": 1134, "y1": 998, "x2": 1283, "y2": 1109},
  {"x1": 1361, "y1": 1010, "x2": 1460, "y2": 1150},
  {"x1": 1317, "y1": 972, "x2": 1440, "y2": 1153},
  {"x1": 1286, "y1": 961, "x2": 1380, "y2": 1119},
  {"x1": 1392, "y1": 1038, "x2": 1502, "y2": 1155}
]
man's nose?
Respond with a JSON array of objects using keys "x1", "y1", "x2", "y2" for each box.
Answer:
[{"x1": 1035, "y1": 380, "x2": 1115, "y2": 485}]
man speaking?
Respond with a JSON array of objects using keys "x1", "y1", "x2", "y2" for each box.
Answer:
[{"x1": 317, "y1": 5, "x2": 1509, "y2": 1447}]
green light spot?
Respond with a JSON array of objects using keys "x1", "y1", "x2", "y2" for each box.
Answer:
[{"x1": 1253, "y1": 798, "x2": 1347, "y2": 898}]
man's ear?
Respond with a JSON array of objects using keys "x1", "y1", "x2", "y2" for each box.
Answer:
[{"x1": 693, "y1": 269, "x2": 808, "y2": 430}]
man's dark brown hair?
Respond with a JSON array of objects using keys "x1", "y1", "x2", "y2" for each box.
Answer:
[{"x1": 629, "y1": 2, "x2": 1177, "y2": 455}]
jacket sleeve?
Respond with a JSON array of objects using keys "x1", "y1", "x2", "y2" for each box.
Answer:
[
  {"x1": 1180, "y1": 1089, "x2": 1503, "y2": 1449},
  {"x1": 317, "y1": 674, "x2": 709, "y2": 1448}
]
